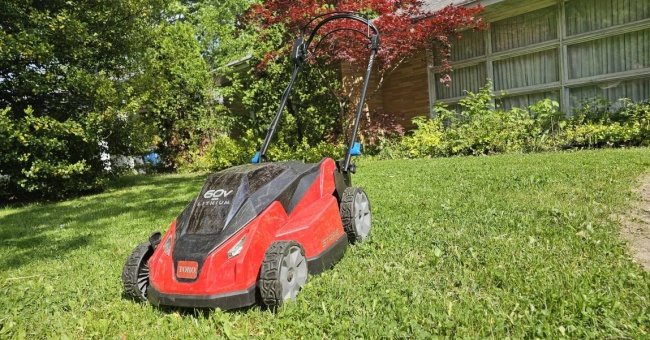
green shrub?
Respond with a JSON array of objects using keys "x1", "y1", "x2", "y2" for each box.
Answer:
[
  {"x1": 391, "y1": 84, "x2": 564, "y2": 158},
  {"x1": 561, "y1": 122, "x2": 631, "y2": 148},
  {"x1": 562, "y1": 98, "x2": 650, "y2": 148},
  {"x1": 268, "y1": 139, "x2": 345, "y2": 163},
  {"x1": 176, "y1": 128, "x2": 345, "y2": 173},
  {"x1": 382, "y1": 83, "x2": 650, "y2": 160},
  {"x1": 0, "y1": 107, "x2": 105, "y2": 199},
  {"x1": 208, "y1": 131, "x2": 259, "y2": 170},
  {"x1": 398, "y1": 116, "x2": 446, "y2": 158},
  {"x1": 442, "y1": 105, "x2": 538, "y2": 156},
  {"x1": 176, "y1": 130, "x2": 258, "y2": 172}
]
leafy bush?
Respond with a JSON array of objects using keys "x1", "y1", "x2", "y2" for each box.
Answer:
[
  {"x1": 392, "y1": 84, "x2": 562, "y2": 158},
  {"x1": 217, "y1": 23, "x2": 407, "y2": 162},
  {"x1": 561, "y1": 98, "x2": 650, "y2": 148},
  {"x1": 221, "y1": 53, "x2": 344, "y2": 148},
  {"x1": 268, "y1": 139, "x2": 345, "y2": 163},
  {"x1": 176, "y1": 130, "x2": 258, "y2": 172},
  {"x1": 398, "y1": 116, "x2": 446, "y2": 157},
  {"x1": 561, "y1": 122, "x2": 634, "y2": 148},
  {"x1": 381, "y1": 84, "x2": 650, "y2": 159},
  {"x1": 0, "y1": 0, "x2": 228, "y2": 199},
  {"x1": 0, "y1": 107, "x2": 105, "y2": 199},
  {"x1": 177, "y1": 128, "x2": 345, "y2": 173},
  {"x1": 358, "y1": 110, "x2": 406, "y2": 155}
]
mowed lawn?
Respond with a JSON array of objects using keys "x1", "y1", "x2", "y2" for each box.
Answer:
[{"x1": 1, "y1": 149, "x2": 650, "y2": 338}]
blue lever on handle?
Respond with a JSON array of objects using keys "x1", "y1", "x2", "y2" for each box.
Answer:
[
  {"x1": 251, "y1": 152, "x2": 260, "y2": 163},
  {"x1": 350, "y1": 142, "x2": 361, "y2": 156}
]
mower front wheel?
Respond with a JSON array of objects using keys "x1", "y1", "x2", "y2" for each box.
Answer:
[
  {"x1": 340, "y1": 187, "x2": 372, "y2": 243},
  {"x1": 122, "y1": 242, "x2": 153, "y2": 302},
  {"x1": 258, "y1": 241, "x2": 308, "y2": 309}
]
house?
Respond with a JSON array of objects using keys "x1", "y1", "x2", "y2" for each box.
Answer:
[{"x1": 350, "y1": 0, "x2": 650, "y2": 123}]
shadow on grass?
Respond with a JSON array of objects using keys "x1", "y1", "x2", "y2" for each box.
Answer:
[
  {"x1": 0, "y1": 174, "x2": 206, "y2": 270},
  {"x1": 1, "y1": 234, "x2": 92, "y2": 270}
]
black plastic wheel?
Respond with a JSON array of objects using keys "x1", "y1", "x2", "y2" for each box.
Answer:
[
  {"x1": 258, "y1": 241, "x2": 308, "y2": 308},
  {"x1": 122, "y1": 242, "x2": 153, "y2": 302},
  {"x1": 340, "y1": 187, "x2": 372, "y2": 244}
]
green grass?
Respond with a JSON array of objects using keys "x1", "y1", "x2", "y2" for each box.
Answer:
[{"x1": 2, "y1": 149, "x2": 650, "y2": 338}]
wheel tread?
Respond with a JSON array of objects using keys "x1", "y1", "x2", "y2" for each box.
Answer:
[
  {"x1": 258, "y1": 241, "x2": 306, "y2": 308},
  {"x1": 340, "y1": 187, "x2": 371, "y2": 244},
  {"x1": 122, "y1": 242, "x2": 153, "y2": 302}
]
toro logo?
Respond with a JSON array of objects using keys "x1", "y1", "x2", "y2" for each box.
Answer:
[{"x1": 176, "y1": 261, "x2": 198, "y2": 279}]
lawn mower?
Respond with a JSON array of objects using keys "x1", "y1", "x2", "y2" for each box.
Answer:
[{"x1": 122, "y1": 12, "x2": 379, "y2": 310}]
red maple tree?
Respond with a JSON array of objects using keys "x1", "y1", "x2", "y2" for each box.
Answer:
[{"x1": 245, "y1": 0, "x2": 487, "y2": 84}]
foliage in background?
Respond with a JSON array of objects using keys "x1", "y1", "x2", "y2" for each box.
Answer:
[
  {"x1": 0, "y1": 107, "x2": 104, "y2": 199},
  {"x1": 177, "y1": 129, "x2": 345, "y2": 173},
  {"x1": 223, "y1": 56, "x2": 345, "y2": 149},
  {"x1": 379, "y1": 83, "x2": 650, "y2": 159},
  {"x1": 0, "y1": 0, "x2": 488, "y2": 197},
  {"x1": 246, "y1": 0, "x2": 486, "y2": 78},
  {"x1": 144, "y1": 0, "x2": 258, "y2": 168},
  {"x1": 0, "y1": 0, "x2": 256, "y2": 199},
  {"x1": 564, "y1": 98, "x2": 650, "y2": 148},
  {"x1": 201, "y1": 22, "x2": 352, "y2": 172},
  {"x1": 103, "y1": 0, "x2": 259, "y2": 170},
  {"x1": 134, "y1": 20, "x2": 215, "y2": 168},
  {"x1": 0, "y1": 0, "x2": 166, "y2": 199},
  {"x1": 358, "y1": 109, "x2": 406, "y2": 154}
]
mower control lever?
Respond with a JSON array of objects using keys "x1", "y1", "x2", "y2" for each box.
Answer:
[
  {"x1": 292, "y1": 38, "x2": 306, "y2": 66},
  {"x1": 371, "y1": 35, "x2": 379, "y2": 51}
]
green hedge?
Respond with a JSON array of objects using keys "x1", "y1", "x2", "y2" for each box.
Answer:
[
  {"x1": 0, "y1": 107, "x2": 105, "y2": 200},
  {"x1": 176, "y1": 83, "x2": 650, "y2": 171},
  {"x1": 378, "y1": 84, "x2": 650, "y2": 159},
  {"x1": 176, "y1": 129, "x2": 345, "y2": 172}
]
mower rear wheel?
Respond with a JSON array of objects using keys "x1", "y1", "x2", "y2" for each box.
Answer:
[
  {"x1": 258, "y1": 241, "x2": 308, "y2": 308},
  {"x1": 340, "y1": 187, "x2": 372, "y2": 243},
  {"x1": 122, "y1": 242, "x2": 153, "y2": 302}
]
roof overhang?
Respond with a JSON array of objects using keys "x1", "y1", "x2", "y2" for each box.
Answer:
[
  {"x1": 460, "y1": 0, "x2": 506, "y2": 8},
  {"x1": 425, "y1": 0, "x2": 505, "y2": 11}
]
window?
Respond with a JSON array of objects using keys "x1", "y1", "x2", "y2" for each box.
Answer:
[
  {"x1": 493, "y1": 49, "x2": 559, "y2": 90},
  {"x1": 498, "y1": 91, "x2": 560, "y2": 111},
  {"x1": 429, "y1": 0, "x2": 650, "y2": 112},
  {"x1": 570, "y1": 78, "x2": 650, "y2": 107},
  {"x1": 435, "y1": 63, "x2": 487, "y2": 100},
  {"x1": 450, "y1": 29, "x2": 485, "y2": 62},
  {"x1": 566, "y1": 0, "x2": 650, "y2": 36},
  {"x1": 568, "y1": 28, "x2": 650, "y2": 79},
  {"x1": 491, "y1": 6, "x2": 558, "y2": 52}
]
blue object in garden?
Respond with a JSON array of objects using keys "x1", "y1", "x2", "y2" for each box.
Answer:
[
  {"x1": 350, "y1": 142, "x2": 362, "y2": 156},
  {"x1": 251, "y1": 152, "x2": 260, "y2": 164},
  {"x1": 143, "y1": 152, "x2": 161, "y2": 166}
]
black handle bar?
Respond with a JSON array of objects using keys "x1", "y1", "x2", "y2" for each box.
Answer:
[{"x1": 257, "y1": 12, "x2": 379, "y2": 173}]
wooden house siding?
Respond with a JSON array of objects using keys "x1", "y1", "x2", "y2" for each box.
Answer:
[
  {"x1": 340, "y1": 62, "x2": 384, "y2": 115},
  {"x1": 380, "y1": 56, "x2": 430, "y2": 124},
  {"x1": 341, "y1": 56, "x2": 430, "y2": 127}
]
